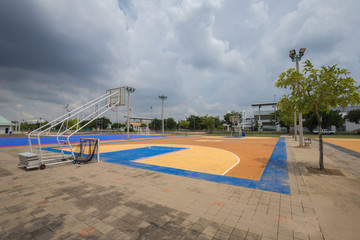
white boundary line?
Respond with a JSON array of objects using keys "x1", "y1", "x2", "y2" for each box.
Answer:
[{"x1": 221, "y1": 150, "x2": 240, "y2": 175}]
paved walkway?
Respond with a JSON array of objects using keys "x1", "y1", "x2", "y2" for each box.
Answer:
[{"x1": 0, "y1": 136, "x2": 359, "y2": 239}]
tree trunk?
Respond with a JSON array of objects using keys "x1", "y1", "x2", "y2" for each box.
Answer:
[
  {"x1": 299, "y1": 113, "x2": 303, "y2": 147},
  {"x1": 317, "y1": 114, "x2": 325, "y2": 170},
  {"x1": 294, "y1": 112, "x2": 297, "y2": 140}
]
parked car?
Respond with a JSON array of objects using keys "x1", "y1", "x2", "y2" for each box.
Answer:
[{"x1": 313, "y1": 129, "x2": 335, "y2": 135}]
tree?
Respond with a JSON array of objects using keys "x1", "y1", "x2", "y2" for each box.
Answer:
[
  {"x1": 269, "y1": 110, "x2": 291, "y2": 133},
  {"x1": 276, "y1": 60, "x2": 360, "y2": 170},
  {"x1": 150, "y1": 118, "x2": 161, "y2": 131},
  {"x1": 276, "y1": 67, "x2": 305, "y2": 144},
  {"x1": 111, "y1": 123, "x2": 124, "y2": 129},
  {"x1": 213, "y1": 116, "x2": 222, "y2": 129},
  {"x1": 179, "y1": 120, "x2": 190, "y2": 130},
  {"x1": 223, "y1": 111, "x2": 242, "y2": 127},
  {"x1": 272, "y1": 96, "x2": 297, "y2": 133},
  {"x1": 201, "y1": 115, "x2": 215, "y2": 132},
  {"x1": 345, "y1": 109, "x2": 360, "y2": 124},
  {"x1": 303, "y1": 112, "x2": 318, "y2": 132},
  {"x1": 166, "y1": 118, "x2": 177, "y2": 130},
  {"x1": 186, "y1": 115, "x2": 202, "y2": 130},
  {"x1": 304, "y1": 110, "x2": 343, "y2": 132}
]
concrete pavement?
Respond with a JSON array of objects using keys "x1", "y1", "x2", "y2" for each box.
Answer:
[{"x1": 0, "y1": 136, "x2": 359, "y2": 239}]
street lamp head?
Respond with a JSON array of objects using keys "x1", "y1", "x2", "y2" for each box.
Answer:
[
  {"x1": 126, "y1": 86, "x2": 136, "y2": 93},
  {"x1": 289, "y1": 49, "x2": 296, "y2": 59},
  {"x1": 299, "y1": 48, "x2": 306, "y2": 57},
  {"x1": 158, "y1": 95, "x2": 168, "y2": 100}
]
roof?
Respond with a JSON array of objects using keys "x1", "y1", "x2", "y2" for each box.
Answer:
[
  {"x1": 123, "y1": 116, "x2": 154, "y2": 120},
  {"x1": 0, "y1": 115, "x2": 12, "y2": 126},
  {"x1": 251, "y1": 102, "x2": 277, "y2": 107}
]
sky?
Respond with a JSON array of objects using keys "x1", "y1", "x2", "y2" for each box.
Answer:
[{"x1": 0, "y1": 0, "x2": 359, "y2": 123}]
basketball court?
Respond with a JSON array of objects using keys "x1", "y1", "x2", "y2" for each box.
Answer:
[{"x1": 43, "y1": 135, "x2": 290, "y2": 194}]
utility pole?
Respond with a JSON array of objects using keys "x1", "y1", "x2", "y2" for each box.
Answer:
[
  {"x1": 126, "y1": 86, "x2": 136, "y2": 140},
  {"x1": 289, "y1": 48, "x2": 306, "y2": 147},
  {"x1": 158, "y1": 95, "x2": 168, "y2": 137}
]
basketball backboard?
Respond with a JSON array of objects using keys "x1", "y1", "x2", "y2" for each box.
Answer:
[{"x1": 106, "y1": 87, "x2": 126, "y2": 106}]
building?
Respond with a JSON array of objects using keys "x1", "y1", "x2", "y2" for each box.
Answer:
[
  {"x1": 0, "y1": 115, "x2": 12, "y2": 134},
  {"x1": 335, "y1": 106, "x2": 360, "y2": 132},
  {"x1": 252, "y1": 102, "x2": 280, "y2": 131}
]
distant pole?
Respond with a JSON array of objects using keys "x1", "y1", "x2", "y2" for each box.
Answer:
[
  {"x1": 158, "y1": 95, "x2": 168, "y2": 137},
  {"x1": 126, "y1": 87, "x2": 136, "y2": 140}
]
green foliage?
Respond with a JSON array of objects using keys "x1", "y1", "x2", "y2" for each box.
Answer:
[
  {"x1": 179, "y1": 120, "x2": 190, "y2": 129},
  {"x1": 21, "y1": 121, "x2": 49, "y2": 131},
  {"x1": 201, "y1": 115, "x2": 215, "y2": 132},
  {"x1": 301, "y1": 60, "x2": 360, "y2": 112},
  {"x1": 303, "y1": 112, "x2": 318, "y2": 132},
  {"x1": 165, "y1": 118, "x2": 177, "y2": 130},
  {"x1": 213, "y1": 116, "x2": 222, "y2": 129},
  {"x1": 304, "y1": 110, "x2": 343, "y2": 131},
  {"x1": 270, "y1": 97, "x2": 297, "y2": 132},
  {"x1": 276, "y1": 59, "x2": 360, "y2": 170},
  {"x1": 223, "y1": 111, "x2": 242, "y2": 126},
  {"x1": 186, "y1": 115, "x2": 202, "y2": 130},
  {"x1": 150, "y1": 118, "x2": 177, "y2": 130},
  {"x1": 79, "y1": 117, "x2": 111, "y2": 130},
  {"x1": 150, "y1": 118, "x2": 161, "y2": 130},
  {"x1": 345, "y1": 109, "x2": 360, "y2": 124},
  {"x1": 323, "y1": 110, "x2": 343, "y2": 129},
  {"x1": 111, "y1": 123, "x2": 124, "y2": 129},
  {"x1": 269, "y1": 109, "x2": 292, "y2": 132}
]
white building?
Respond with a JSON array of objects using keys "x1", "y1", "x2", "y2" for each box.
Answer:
[
  {"x1": 252, "y1": 102, "x2": 280, "y2": 131},
  {"x1": 0, "y1": 115, "x2": 12, "y2": 134},
  {"x1": 336, "y1": 106, "x2": 360, "y2": 132}
]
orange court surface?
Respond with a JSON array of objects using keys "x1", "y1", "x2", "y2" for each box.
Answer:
[
  {"x1": 322, "y1": 138, "x2": 360, "y2": 153},
  {"x1": 98, "y1": 136, "x2": 279, "y2": 180},
  {"x1": 45, "y1": 135, "x2": 290, "y2": 194}
]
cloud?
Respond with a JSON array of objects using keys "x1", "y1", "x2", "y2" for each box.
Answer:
[{"x1": 0, "y1": 0, "x2": 359, "y2": 123}]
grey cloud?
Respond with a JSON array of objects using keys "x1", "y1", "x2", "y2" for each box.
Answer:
[{"x1": 0, "y1": 0, "x2": 359, "y2": 122}]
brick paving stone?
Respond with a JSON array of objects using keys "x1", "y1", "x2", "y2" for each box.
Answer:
[
  {"x1": 245, "y1": 232, "x2": 262, "y2": 240},
  {"x1": 1, "y1": 136, "x2": 357, "y2": 240},
  {"x1": 232, "y1": 228, "x2": 248, "y2": 238},
  {"x1": 181, "y1": 229, "x2": 201, "y2": 240},
  {"x1": 202, "y1": 226, "x2": 217, "y2": 238},
  {"x1": 197, "y1": 234, "x2": 212, "y2": 240},
  {"x1": 214, "y1": 230, "x2": 230, "y2": 240}
]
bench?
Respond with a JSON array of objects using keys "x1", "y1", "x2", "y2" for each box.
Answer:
[{"x1": 304, "y1": 138, "x2": 311, "y2": 146}]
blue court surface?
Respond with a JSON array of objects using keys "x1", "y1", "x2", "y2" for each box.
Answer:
[
  {"x1": 0, "y1": 134, "x2": 162, "y2": 148},
  {"x1": 100, "y1": 138, "x2": 289, "y2": 194}
]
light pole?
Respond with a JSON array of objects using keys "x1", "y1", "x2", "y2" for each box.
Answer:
[
  {"x1": 273, "y1": 95, "x2": 277, "y2": 132},
  {"x1": 289, "y1": 48, "x2": 306, "y2": 147},
  {"x1": 158, "y1": 95, "x2": 168, "y2": 137},
  {"x1": 126, "y1": 86, "x2": 136, "y2": 140}
]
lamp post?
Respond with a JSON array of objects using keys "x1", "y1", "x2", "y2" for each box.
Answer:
[
  {"x1": 158, "y1": 95, "x2": 168, "y2": 137},
  {"x1": 289, "y1": 48, "x2": 306, "y2": 147},
  {"x1": 126, "y1": 86, "x2": 136, "y2": 140}
]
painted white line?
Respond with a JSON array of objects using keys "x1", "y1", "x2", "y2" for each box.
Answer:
[{"x1": 221, "y1": 150, "x2": 240, "y2": 175}]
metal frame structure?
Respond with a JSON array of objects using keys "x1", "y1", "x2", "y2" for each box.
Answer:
[
  {"x1": 75, "y1": 137, "x2": 100, "y2": 163},
  {"x1": 26, "y1": 87, "x2": 124, "y2": 168}
]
